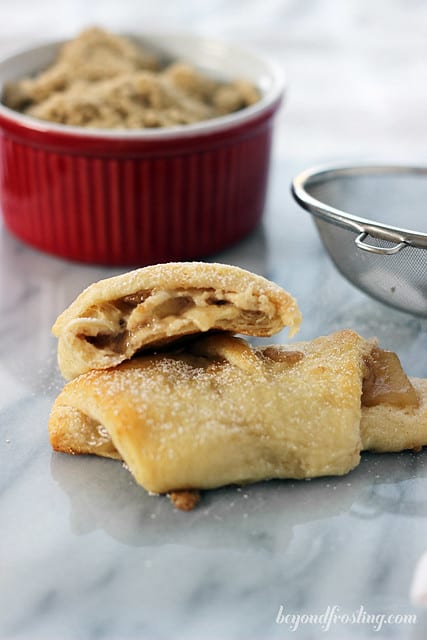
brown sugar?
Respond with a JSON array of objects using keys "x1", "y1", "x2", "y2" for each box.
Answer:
[{"x1": 3, "y1": 27, "x2": 260, "y2": 129}]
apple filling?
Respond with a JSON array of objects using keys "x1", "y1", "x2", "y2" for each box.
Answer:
[
  {"x1": 79, "y1": 287, "x2": 270, "y2": 358},
  {"x1": 362, "y1": 346, "x2": 419, "y2": 408}
]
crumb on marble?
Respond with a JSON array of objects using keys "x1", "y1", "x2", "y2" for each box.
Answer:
[{"x1": 168, "y1": 489, "x2": 201, "y2": 511}]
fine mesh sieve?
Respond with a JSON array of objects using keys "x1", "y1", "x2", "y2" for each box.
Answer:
[{"x1": 291, "y1": 164, "x2": 427, "y2": 317}]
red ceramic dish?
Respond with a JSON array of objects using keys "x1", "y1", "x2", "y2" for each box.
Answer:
[{"x1": 0, "y1": 34, "x2": 284, "y2": 265}]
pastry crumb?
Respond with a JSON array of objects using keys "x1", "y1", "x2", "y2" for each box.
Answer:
[{"x1": 168, "y1": 489, "x2": 201, "y2": 511}]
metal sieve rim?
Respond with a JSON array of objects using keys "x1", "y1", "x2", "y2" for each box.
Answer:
[{"x1": 291, "y1": 163, "x2": 427, "y2": 253}]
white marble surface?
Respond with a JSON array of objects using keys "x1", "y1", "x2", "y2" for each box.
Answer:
[{"x1": 1, "y1": 1, "x2": 427, "y2": 639}]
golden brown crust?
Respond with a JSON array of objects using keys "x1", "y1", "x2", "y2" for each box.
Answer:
[
  {"x1": 48, "y1": 330, "x2": 369, "y2": 494},
  {"x1": 48, "y1": 328, "x2": 427, "y2": 505},
  {"x1": 52, "y1": 262, "x2": 301, "y2": 380},
  {"x1": 49, "y1": 404, "x2": 122, "y2": 460},
  {"x1": 361, "y1": 378, "x2": 427, "y2": 453}
]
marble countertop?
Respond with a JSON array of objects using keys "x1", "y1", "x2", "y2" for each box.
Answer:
[{"x1": 1, "y1": 1, "x2": 427, "y2": 639}]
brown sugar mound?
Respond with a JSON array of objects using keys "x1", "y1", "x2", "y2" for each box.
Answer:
[{"x1": 3, "y1": 27, "x2": 260, "y2": 129}]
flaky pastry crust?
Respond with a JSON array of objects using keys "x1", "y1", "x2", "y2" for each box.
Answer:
[
  {"x1": 50, "y1": 330, "x2": 375, "y2": 494},
  {"x1": 52, "y1": 262, "x2": 301, "y2": 380}
]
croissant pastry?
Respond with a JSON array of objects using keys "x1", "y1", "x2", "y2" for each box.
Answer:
[
  {"x1": 49, "y1": 330, "x2": 427, "y2": 509},
  {"x1": 52, "y1": 262, "x2": 301, "y2": 380}
]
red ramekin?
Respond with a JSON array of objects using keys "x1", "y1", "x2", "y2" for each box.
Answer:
[{"x1": 0, "y1": 34, "x2": 284, "y2": 265}]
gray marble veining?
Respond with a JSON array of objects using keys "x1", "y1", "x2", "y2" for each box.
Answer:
[{"x1": 1, "y1": 1, "x2": 427, "y2": 639}]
